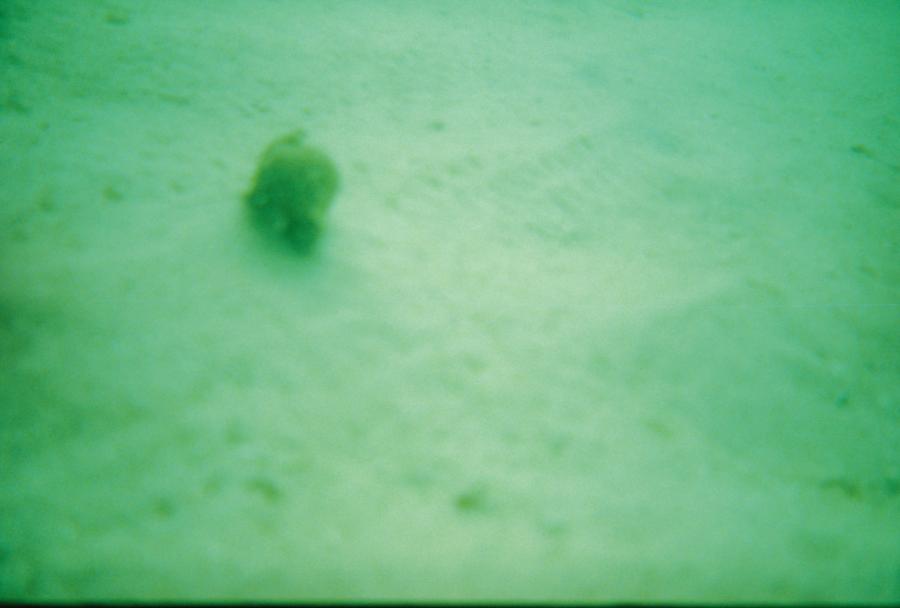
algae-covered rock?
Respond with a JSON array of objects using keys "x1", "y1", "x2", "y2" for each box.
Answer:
[{"x1": 244, "y1": 130, "x2": 339, "y2": 253}]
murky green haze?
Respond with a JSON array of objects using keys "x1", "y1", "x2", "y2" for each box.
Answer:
[{"x1": 1, "y1": 0, "x2": 898, "y2": 602}]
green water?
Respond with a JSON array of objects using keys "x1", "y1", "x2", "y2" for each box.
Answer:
[{"x1": 1, "y1": 0, "x2": 898, "y2": 602}]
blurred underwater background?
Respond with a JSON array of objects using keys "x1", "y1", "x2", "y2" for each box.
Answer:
[{"x1": 0, "y1": 0, "x2": 898, "y2": 602}]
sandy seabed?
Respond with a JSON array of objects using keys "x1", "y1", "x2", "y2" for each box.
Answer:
[{"x1": 1, "y1": 0, "x2": 898, "y2": 602}]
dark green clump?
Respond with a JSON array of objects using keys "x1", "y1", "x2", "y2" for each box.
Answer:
[{"x1": 244, "y1": 130, "x2": 339, "y2": 254}]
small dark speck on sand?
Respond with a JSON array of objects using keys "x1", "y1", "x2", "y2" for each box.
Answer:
[
  {"x1": 455, "y1": 484, "x2": 489, "y2": 513},
  {"x1": 850, "y1": 144, "x2": 874, "y2": 159},
  {"x1": 105, "y1": 10, "x2": 130, "y2": 25},
  {"x1": 247, "y1": 477, "x2": 283, "y2": 503}
]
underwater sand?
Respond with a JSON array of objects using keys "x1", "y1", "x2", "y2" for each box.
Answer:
[{"x1": 1, "y1": 0, "x2": 898, "y2": 602}]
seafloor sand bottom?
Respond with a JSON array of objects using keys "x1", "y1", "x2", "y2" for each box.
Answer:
[{"x1": 1, "y1": 0, "x2": 898, "y2": 602}]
